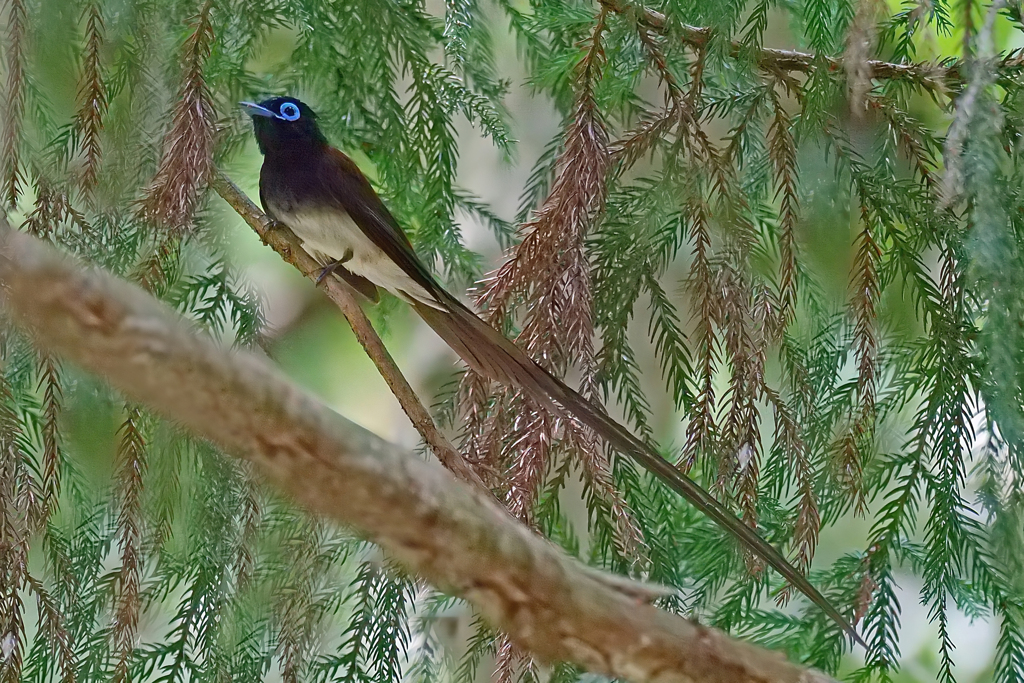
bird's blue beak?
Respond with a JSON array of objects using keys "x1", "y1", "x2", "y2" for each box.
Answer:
[{"x1": 240, "y1": 101, "x2": 277, "y2": 119}]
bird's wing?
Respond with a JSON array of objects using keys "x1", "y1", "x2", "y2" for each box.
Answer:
[
  {"x1": 319, "y1": 148, "x2": 446, "y2": 302},
  {"x1": 335, "y1": 267, "x2": 380, "y2": 302}
]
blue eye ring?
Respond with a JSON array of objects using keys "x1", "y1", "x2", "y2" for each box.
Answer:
[{"x1": 279, "y1": 103, "x2": 301, "y2": 121}]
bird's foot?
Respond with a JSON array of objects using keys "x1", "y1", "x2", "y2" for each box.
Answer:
[{"x1": 316, "y1": 261, "x2": 343, "y2": 285}]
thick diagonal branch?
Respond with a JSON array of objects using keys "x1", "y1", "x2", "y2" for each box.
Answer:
[
  {"x1": 209, "y1": 170, "x2": 487, "y2": 493},
  {"x1": 0, "y1": 224, "x2": 833, "y2": 683}
]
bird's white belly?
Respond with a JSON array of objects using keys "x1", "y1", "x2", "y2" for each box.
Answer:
[{"x1": 276, "y1": 207, "x2": 438, "y2": 306}]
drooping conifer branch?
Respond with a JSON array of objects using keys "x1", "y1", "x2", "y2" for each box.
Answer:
[
  {"x1": 0, "y1": 368, "x2": 29, "y2": 683},
  {"x1": 764, "y1": 385, "x2": 819, "y2": 576},
  {"x1": 680, "y1": 200, "x2": 719, "y2": 475},
  {"x1": 232, "y1": 465, "x2": 262, "y2": 591},
  {"x1": 24, "y1": 574, "x2": 75, "y2": 683},
  {"x1": 1, "y1": 0, "x2": 26, "y2": 208},
  {"x1": 493, "y1": 634, "x2": 534, "y2": 683},
  {"x1": 110, "y1": 404, "x2": 146, "y2": 683},
  {"x1": 273, "y1": 521, "x2": 326, "y2": 682},
  {"x1": 0, "y1": 218, "x2": 840, "y2": 683},
  {"x1": 73, "y1": 1, "x2": 108, "y2": 193},
  {"x1": 35, "y1": 354, "x2": 63, "y2": 531},
  {"x1": 766, "y1": 90, "x2": 799, "y2": 322},
  {"x1": 841, "y1": 204, "x2": 881, "y2": 513},
  {"x1": 941, "y1": 0, "x2": 1006, "y2": 205}
]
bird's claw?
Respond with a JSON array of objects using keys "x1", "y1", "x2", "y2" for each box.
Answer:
[{"x1": 316, "y1": 261, "x2": 341, "y2": 285}]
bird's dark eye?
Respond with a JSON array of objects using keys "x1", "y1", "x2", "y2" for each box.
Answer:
[{"x1": 279, "y1": 103, "x2": 301, "y2": 121}]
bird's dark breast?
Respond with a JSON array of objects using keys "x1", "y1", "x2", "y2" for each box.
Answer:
[
  {"x1": 258, "y1": 153, "x2": 330, "y2": 219},
  {"x1": 258, "y1": 154, "x2": 360, "y2": 264},
  {"x1": 257, "y1": 151, "x2": 443, "y2": 309}
]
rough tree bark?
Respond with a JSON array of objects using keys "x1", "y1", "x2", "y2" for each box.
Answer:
[{"x1": 0, "y1": 221, "x2": 834, "y2": 683}]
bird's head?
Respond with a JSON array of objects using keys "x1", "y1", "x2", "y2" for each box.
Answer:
[{"x1": 240, "y1": 96, "x2": 326, "y2": 155}]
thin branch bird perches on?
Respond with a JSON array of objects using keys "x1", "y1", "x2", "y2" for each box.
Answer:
[{"x1": 209, "y1": 169, "x2": 490, "y2": 494}]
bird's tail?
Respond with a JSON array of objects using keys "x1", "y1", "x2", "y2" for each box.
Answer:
[{"x1": 412, "y1": 293, "x2": 864, "y2": 646}]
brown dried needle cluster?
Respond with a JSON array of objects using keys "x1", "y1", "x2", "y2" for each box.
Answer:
[
  {"x1": 111, "y1": 406, "x2": 147, "y2": 683},
  {"x1": 678, "y1": 172, "x2": 781, "y2": 545},
  {"x1": 21, "y1": 178, "x2": 94, "y2": 242},
  {"x1": 836, "y1": 205, "x2": 881, "y2": 514},
  {"x1": 73, "y1": 2, "x2": 109, "y2": 194},
  {"x1": 463, "y1": 10, "x2": 644, "y2": 564},
  {"x1": 0, "y1": 373, "x2": 30, "y2": 683},
  {"x1": 1, "y1": 0, "x2": 26, "y2": 208},
  {"x1": 457, "y1": 13, "x2": 649, "y2": 678},
  {"x1": 36, "y1": 355, "x2": 63, "y2": 528},
  {"x1": 138, "y1": 0, "x2": 215, "y2": 232}
]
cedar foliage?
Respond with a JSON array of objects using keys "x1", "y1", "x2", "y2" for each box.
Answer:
[{"x1": 0, "y1": 0, "x2": 1021, "y2": 680}]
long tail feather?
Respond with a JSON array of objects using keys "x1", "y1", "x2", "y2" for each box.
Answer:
[{"x1": 412, "y1": 293, "x2": 865, "y2": 647}]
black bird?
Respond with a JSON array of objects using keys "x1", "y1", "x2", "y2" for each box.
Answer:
[{"x1": 242, "y1": 96, "x2": 863, "y2": 645}]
